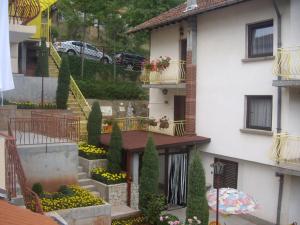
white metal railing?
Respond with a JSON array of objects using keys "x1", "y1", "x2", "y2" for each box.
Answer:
[
  {"x1": 273, "y1": 47, "x2": 300, "y2": 79},
  {"x1": 140, "y1": 60, "x2": 186, "y2": 85}
]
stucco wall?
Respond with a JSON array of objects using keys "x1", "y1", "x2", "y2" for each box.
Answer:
[
  {"x1": 4, "y1": 74, "x2": 57, "y2": 103},
  {"x1": 17, "y1": 143, "x2": 78, "y2": 192}
]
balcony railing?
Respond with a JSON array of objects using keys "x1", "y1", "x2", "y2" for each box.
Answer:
[
  {"x1": 140, "y1": 60, "x2": 186, "y2": 85},
  {"x1": 102, "y1": 117, "x2": 185, "y2": 137},
  {"x1": 271, "y1": 133, "x2": 300, "y2": 164},
  {"x1": 273, "y1": 47, "x2": 300, "y2": 79},
  {"x1": 9, "y1": 0, "x2": 40, "y2": 25}
]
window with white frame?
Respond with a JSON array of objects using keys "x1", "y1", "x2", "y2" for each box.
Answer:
[
  {"x1": 246, "y1": 96, "x2": 272, "y2": 131},
  {"x1": 248, "y1": 20, "x2": 273, "y2": 58}
]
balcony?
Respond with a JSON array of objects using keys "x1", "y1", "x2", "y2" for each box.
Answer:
[
  {"x1": 102, "y1": 117, "x2": 185, "y2": 137},
  {"x1": 271, "y1": 133, "x2": 300, "y2": 165},
  {"x1": 140, "y1": 60, "x2": 186, "y2": 89},
  {"x1": 273, "y1": 47, "x2": 300, "y2": 87}
]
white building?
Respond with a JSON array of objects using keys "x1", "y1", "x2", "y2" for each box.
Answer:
[{"x1": 130, "y1": 0, "x2": 300, "y2": 224}]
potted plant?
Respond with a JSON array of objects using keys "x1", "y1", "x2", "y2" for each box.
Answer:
[
  {"x1": 149, "y1": 119, "x2": 158, "y2": 127},
  {"x1": 103, "y1": 118, "x2": 113, "y2": 133},
  {"x1": 159, "y1": 116, "x2": 169, "y2": 129},
  {"x1": 156, "y1": 56, "x2": 171, "y2": 72}
]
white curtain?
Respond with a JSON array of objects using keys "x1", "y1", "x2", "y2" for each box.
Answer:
[
  {"x1": 0, "y1": 0, "x2": 14, "y2": 105},
  {"x1": 167, "y1": 153, "x2": 187, "y2": 205},
  {"x1": 249, "y1": 97, "x2": 272, "y2": 128}
]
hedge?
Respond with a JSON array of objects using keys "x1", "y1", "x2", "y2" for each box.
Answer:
[
  {"x1": 76, "y1": 79, "x2": 147, "y2": 100},
  {"x1": 67, "y1": 55, "x2": 141, "y2": 82}
]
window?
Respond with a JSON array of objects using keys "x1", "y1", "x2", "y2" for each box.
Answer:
[
  {"x1": 72, "y1": 41, "x2": 83, "y2": 47},
  {"x1": 86, "y1": 44, "x2": 97, "y2": 51},
  {"x1": 213, "y1": 158, "x2": 238, "y2": 189},
  {"x1": 246, "y1": 96, "x2": 272, "y2": 131},
  {"x1": 248, "y1": 20, "x2": 273, "y2": 58}
]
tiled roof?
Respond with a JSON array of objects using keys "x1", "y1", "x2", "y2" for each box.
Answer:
[
  {"x1": 128, "y1": 0, "x2": 249, "y2": 33},
  {"x1": 101, "y1": 131, "x2": 210, "y2": 152},
  {"x1": 0, "y1": 200, "x2": 57, "y2": 225}
]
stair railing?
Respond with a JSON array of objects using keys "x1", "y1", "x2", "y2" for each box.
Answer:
[{"x1": 49, "y1": 43, "x2": 91, "y2": 120}]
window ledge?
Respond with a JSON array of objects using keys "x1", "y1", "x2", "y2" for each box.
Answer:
[
  {"x1": 240, "y1": 128, "x2": 273, "y2": 136},
  {"x1": 241, "y1": 56, "x2": 275, "y2": 63}
]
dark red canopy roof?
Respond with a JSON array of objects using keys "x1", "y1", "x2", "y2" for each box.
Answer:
[{"x1": 100, "y1": 131, "x2": 210, "y2": 152}]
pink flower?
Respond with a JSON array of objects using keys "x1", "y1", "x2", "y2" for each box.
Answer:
[{"x1": 160, "y1": 216, "x2": 163, "y2": 222}]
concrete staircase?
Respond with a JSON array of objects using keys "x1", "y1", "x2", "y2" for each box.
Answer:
[
  {"x1": 48, "y1": 56, "x2": 59, "y2": 77},
  {"x1": 77, "y1": 166, "x2": 100, "y2": 197},
  {"x1": 68, "y1": 92, "x2": 88, "y2": 140}
]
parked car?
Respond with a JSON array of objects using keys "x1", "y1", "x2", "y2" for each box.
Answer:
[
  {"x1": 54, "y1": 41, "x2": 112, "y2": 64},
  {"x1": 113, "y1": 52, "x2": 146, "y2": 71}
]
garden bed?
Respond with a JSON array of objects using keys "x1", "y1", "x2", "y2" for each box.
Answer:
[
  {"x1": 78, "y1": 142, "x2": 107, "y2": 160},
  {"x1": 79, "y1": 157, "x2": 107, "y2": 176}
]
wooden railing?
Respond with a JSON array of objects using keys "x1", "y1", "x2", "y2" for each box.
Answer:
[
  {"x1": 102, "y1": 117, "x2": 186, "y2": 136},
  {"x1": 1, "y1": 129, "x2": 43, "y2": 214},
  {"x1": 9, "y1": 0, "x2": 40, "y2": 25},
  {"x1": 271, "y1": 133, "x2": 300, "y2": 164},
  {"x1": 49, "y1": 43, "x2": 91, "y2": 119},
  {"x1": 140, "y1": 60, "x2": 186, "y2": 85},
  {"x1": 273, "y1": 47, "x2": 300, "y2": 79},
  {"x1": 9, "y1": 113, "x2": 80, "y2": 145}
]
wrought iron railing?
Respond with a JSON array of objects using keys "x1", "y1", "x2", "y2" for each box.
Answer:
[
  {"x1": 1, "y1": 129, "x2": 43, "y2": 214},
  {"x1": 273, "y1": 47, "x2": 300, "y2": 79},
  {"x1": 49, "y1": 43, "x2": 91, "y2": 120},
  {"x1": 9, "y1": 113, "x2": 80, "y2": 145},
  {"x1": 102, "y1": 117, "x2": 186, "y2": 136},
  {"x1": 271, "y1": 133, "x2": 300, "y2": 164},
  {"x1": 140, "y1": 60, "x2": 186, "y2": 85},
  {"x1": 9, "y1": 0, "x2": 40, "y2": 25}
]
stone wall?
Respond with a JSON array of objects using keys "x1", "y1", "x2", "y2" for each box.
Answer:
[
  {"x1": 4, "y1": 74, "x2": 58, "y2": 103},
  {"x1": 87, "y1": 99, "x2": 149, "y2": 118},
  {"x1": 79, "y1": 157, "x2": 107, "y2": 176},
  {"x1": 48, "y1": 203, "x2": 111, "y2": 225},
  {"x1": 92, "y1": 180, "x2": 127, "y2": 206},
  {"x1": 130, "y1": 182, "x2": 139, "y2": 210}
]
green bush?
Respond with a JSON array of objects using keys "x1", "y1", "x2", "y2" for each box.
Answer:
[
  {"x1": 186, "y1": 153, "x2": 209, "y2": 225},
  {"x1": 32, "y1": 183, "x2": 43, "y2": 197},
  {"x1": 67, "y1": 55, "x2": 141, "y2": 82},
  {"x1": 87, "y1": 102, "x2": 102, "y2": 146},
  {"x1": 107, "y1": 122, "x2": 122, "y2": 173},
  {"x1": 35, "y1": 37, "x2": 49, "y2": 77},
  {"x1": 58, "y1": 185, "x2": 74, "y2": 196},
  {"x1": 56, "y1": 55, "x2": 71, "y2": 109},
  {"x1": 142, "y1": 194, "x2": 165, "y2": 225},
  {"x1": 139, "y1": 136, "x2": 159, "y2": 210},
  {"x1": 76, "y1": 79, "x2": 147, "y2": 100}
]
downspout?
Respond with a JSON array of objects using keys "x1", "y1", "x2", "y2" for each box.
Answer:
[{"x1": 272, "y1": 2, "x2": 283, "y2": 225}]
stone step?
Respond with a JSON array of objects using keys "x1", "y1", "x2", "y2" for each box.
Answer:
[
  {"x1": 77, "y1": 172, "x2": 88, "y2": 179},
  {"x1": 78, "y1": 178, "x2": 93, "y2": 186},
  {"x1": 78, "y1": 166, "x2": 83, "y2": 173},
  {"x1": 81, "y1": 184, "x2": 96, "y2": 192},
  {"x1": 10, "y1": 194, "x2": 25, "y2": 206}
]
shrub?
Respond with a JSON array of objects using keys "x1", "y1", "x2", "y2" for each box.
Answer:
[
  {"x1": 32, "y1": 183, "x2": 43, "y2": 197},
  {"x1": 107, "y1": 122, "x2": 122, "y2": 173},
  {"x1": 158, "y1": 214, "x2": 180, "y2": 225},
  {"x1": 87, "y1": 102, "x2": 102, "y2": 146},
  {"x1": 58, "y1": 185, "x2": 74, "y2": 196},
  {"x1": 142, "y1": 194, "x2": 165, "y2": 225},
  {"x1": 91, "y1": 167, "x2": 126, "y2": 185},
  {"x1": 39, "y1": 185, "x2": 104, "y2": 212},
  {"x1": 139, "y1": 136, "x2": 159, "y2": 210},
  {"x1": 112, "y1": 215, "x2": 146, "y2": 225},
  {"x1": 35, "y1": 37, "x2": 49, "y2": 77},
  {"x1": 186, "y1": 153, "x2": 209, "y2": 225},
  {"x1": 78, "y1": 142, "x2": 107, "y2": 160},
  {"x1": 56, "y1": 55, "x2": 71, "y2": 109}
]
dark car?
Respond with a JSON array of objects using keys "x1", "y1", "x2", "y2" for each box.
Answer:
[{"x1": 114, "y1": 52, "x2": 146, "y2": 71}]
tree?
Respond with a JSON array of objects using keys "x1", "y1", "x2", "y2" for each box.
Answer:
[
  {"x1": 186, "y1": 152, "x2": 209, "y2": 225},
  {"x1": 56, "y1": 55, "x2": 71, "y2": 109},
  {"x1": 87, "y1": 101, "x2": 102, "y2": 146},
  {"x1": 139, "y1": 136, "x2": 159, "y2": 210},
  {"x1": 107, "y1": 122, "x2": 122, "y2": 173},
  {"x1": 35, "y1": 37, "x2": 49, "y2": 77}
]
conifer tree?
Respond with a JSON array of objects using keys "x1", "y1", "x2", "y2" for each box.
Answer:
[
  {"x1": 139, "y1": 136, "x2": 159, "y2": 210},
  {"x1": 107, "y1": 122, "x2": 122, "y2": 173},
  {"x1": 56, "y1": 55, "x2": 71, "y2": 109},
  {"x1": 186, "y1": 152, "x2": 209, "y2": 225},
  {"x1": 87, "y1": 101, "x2": 102, "y2": 146}
]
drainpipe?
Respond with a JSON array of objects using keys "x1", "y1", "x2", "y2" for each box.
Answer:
[{"x1": 272, "y1": 2, "x2": 283, "y2": 225}]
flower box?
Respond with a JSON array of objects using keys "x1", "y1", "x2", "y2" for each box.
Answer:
[
  {"x1": 92, "y1": 180, "x2": 127, "y2": 206},
  {"x1": 79, "y1": 156, "x2": 107, "y2": 176}
]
